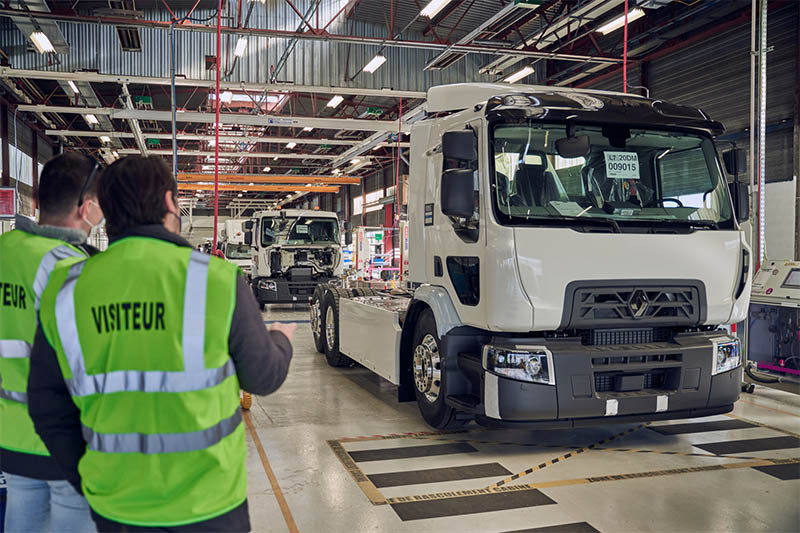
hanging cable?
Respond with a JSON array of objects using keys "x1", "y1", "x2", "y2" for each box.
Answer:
[{"x1": 212, "y1": 0, "x2": 222, "y2": 256}]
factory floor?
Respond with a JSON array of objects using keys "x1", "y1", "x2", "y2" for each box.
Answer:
[{"x1": 244, "y1": 305, "x2": 800, "y2": 533}]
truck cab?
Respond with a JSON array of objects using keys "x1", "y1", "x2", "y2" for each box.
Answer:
[
  {"x1": 220, "y1": 219, "x2": 252, "y2": 278},
  {"x1": 315, "y1": 83, "x2": 752, "y2": 429},
  {"x1": 249, "y1": 209, "x2": 343, "y2": 305}
]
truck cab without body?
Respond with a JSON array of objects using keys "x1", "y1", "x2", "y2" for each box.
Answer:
[
  {"x1": 313, "y1": 83, "x2": 751, "y2": 429},
  {"x1": 249, "y1": 209, "x2": 343, "y2": 305}
]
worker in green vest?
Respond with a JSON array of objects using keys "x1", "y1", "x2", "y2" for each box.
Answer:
[
  {"x1": 28, "y1": 155, "x2": 294, "y2": 532},
  {"x1": 0, "y1": 152, "x2": 103, "y2": 533}
]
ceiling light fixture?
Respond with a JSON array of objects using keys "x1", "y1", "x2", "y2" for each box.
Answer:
[
  {"x1": 327, "y1": 95, "x2": 344, "y2": 108},
  {"x1": 503, "y1": 65, "x2": 535, "y2": 84},
  {"x1": 234, "y1": 37, "x2": 248, "y2": 57},
  {"x1": 286, "y1": 142, "x2": 297, "y2": 149},
  {"x1": 84, "y1": 114, "x2": 99, "y2": 126},
  {"x1": 363, "y1": 54, "x2": 387, "y2": 74},
  {"x1": 220, "y1": 91, "x2": 233, "y2": 103},
  {"x1": 67, "y1": 80, "x2": 79, "y2": 94},
  {"x1": 263, "y1": 167, "x2": 271, "y2": 172},
  {"x1": 597, "y1": 8, "x2": 645, "y2": 35},
  {"x1": 99, "y1": 135, "x2": 111, "y2": 144},
  {"x1": 30, "y1": 31, "x2": 55, "y2": 54},
  {"x1": 303, "y1": 126, "x2": 313, "y2": 132},
  {"x1": 420, "y1": 0, "x2": 452, "y2": 18}
]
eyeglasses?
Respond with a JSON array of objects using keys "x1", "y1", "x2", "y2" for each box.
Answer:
[{"x1": 77, "y1": 159, "x2": 101, "y2": 208}]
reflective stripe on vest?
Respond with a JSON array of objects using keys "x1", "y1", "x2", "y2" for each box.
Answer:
[
  {"x1": 82, "y1": 407, "x2": 242, "y2": 455},
  {"x1": 0, "y1": 376, "x2": 27, "y2": 403},
  {"x1": 33, "y1": 245, "x2": 84, "y2": 310},
  {"x1": 55, "y1": 251, "x2": 235, "y2": 398},
  {"x1": 0, "y1": 340, "x2": 31, "y2": 359}
]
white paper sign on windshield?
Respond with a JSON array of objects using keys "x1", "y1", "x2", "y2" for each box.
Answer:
[
  {"x1": 604, "y1": 151, "x2": 640, "y2": 180},
  {"x1": 295, "y1": 224, "x2": 309, "y2": 234}
]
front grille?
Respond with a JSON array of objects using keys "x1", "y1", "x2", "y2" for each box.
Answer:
[
  {"x1": 594, "y1": 370, "x2": 668, "y2": 393},
  {"x1": 592, "y1": 353, "x2": 682, "y2": 366},
  {"x1": 581, "y1": 327, "x2": 673, "y2": 345},
  {"x1": 566, "y1": 284, "x2": 703, "y2": 328}
]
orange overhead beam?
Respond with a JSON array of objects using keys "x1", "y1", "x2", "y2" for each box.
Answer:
[
  {"x1": 178, "y1": 183, "x2": 339, "y2": 193},
  {"x1": 177, "y1": 173, "x2": 360, "y2": 185}
]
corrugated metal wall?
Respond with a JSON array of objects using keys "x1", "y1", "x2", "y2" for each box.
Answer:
[
  {"x1": 0, "y1": 0, "x2": 497, "y2": 91},
  {"x1": 646, "y1": 4, "x2": 797, "y2": 183}
]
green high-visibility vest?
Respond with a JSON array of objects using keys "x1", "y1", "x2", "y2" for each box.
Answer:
[
  {"x1": 0, "y1": 228, "x2": 86, "y2": 456},
  {"x1": 39, "y1": 237, "x2": 246, "y2": 527}
]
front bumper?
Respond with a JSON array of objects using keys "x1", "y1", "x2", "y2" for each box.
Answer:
[
  {"x1": 480, "y1": 332, "x2": 741, "y2": 426},
  {"x1": 254, "y1": 277, "x2": 333, "y2": 304}
]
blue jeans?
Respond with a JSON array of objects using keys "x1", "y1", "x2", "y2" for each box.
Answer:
[{"x1": 2, "y1": 472, "x2": 95, "y2": 533}]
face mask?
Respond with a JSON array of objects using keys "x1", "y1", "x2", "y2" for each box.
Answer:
[{"x1": 81, "y1": 200, "x2": 105, "y2": 236}]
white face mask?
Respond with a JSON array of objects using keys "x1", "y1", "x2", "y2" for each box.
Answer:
[{"x1": 81, "y1": 199, "x2": 105, "y2": 237}]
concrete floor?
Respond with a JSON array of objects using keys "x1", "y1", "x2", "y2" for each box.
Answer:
[{"x1": 244, "y1": 305, "x2": 800, "y2": 533}]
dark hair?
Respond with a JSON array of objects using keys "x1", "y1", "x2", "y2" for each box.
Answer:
[
  {"x1": 38, "y1": 152, "x2": 98, "y2": 220},
  {"x1": 98, "y1": 155, "x2": 177, "y2": 237}
]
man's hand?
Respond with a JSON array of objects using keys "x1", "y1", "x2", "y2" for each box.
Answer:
[{"x1": 268, "y1": 322, "x2": 297, "y2": 342}]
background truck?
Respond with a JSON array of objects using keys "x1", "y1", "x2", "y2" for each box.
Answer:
[
  {"x1": 246, "y1": 209, "x2": 343, "y2": 306},
  {"x1": 220, "y1": 218, "x2": 252, "y2": 278},
  {"x1": 311, "y1": 82, "x2": 752, "y2": 430}
]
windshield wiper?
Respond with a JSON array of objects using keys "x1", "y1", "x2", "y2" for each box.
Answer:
[
  {"x1": 511, "y1": 215, "x2": 622, "y2": 233},
  {"x1": 655, "y1": 219, "x2": 720, "y2": 230}
]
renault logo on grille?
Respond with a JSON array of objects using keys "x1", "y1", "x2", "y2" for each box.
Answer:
[{"x1": 627, "y1": 289, "x2": 650, "y2": 319}]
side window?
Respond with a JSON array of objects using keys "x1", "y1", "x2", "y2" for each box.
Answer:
[
  {"x1": 261, "y1": 219, "x2": 275, "y2": 247},
  {"x1": 658, "y1": 148, "x2": 715, "y2": 208}
]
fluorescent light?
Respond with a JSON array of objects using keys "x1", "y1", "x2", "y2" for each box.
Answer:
[
  {"x1": 99, "y1": 135, "x2": 111, "y2": 144},
  {"x1": 238, "y1": 193, "x2": 243, "y2": 197},
  {"x1": 350, "y1": 158, "x2": 361, "y2": 165},
  {"x1": 263, "y1": 167, "x2": 271, "y2": 172},
  {"x1": 67, "y1": 80, "x2": 79, "y2": 94},
  {"x1": 420, "y1": 0, "x2": 452, "y2": 18},
  {"x1": 303, "y1": 126, "x2": 313, "y2": 132},
  {"x1": 286, "y1": 142, "x2": 297, "y2": 149},
  {"x1": 503, "y1": 65, "x2": 535, "y2": 83},
  {"x1": 30, "y1": 31, "x2": 55, "y2": 54},
  {"x1": 234, "y1": 37, "x2": 248, "y2": 57},
  {"x1": 84, "y1": 114, "x2": 99, "y2": 126},
  {"x1": 363, "y1": 54, "x2": 387, "y2": 74},
  {"x1": 332, "y1": 168, "x2": 341, "y2": 175},
  {"x1": 597, "y1": 8, "x2": 645, "y2": 35},
  {"x1": 112, "y1": 150, "x2": 119, "y2": 158},
  {"x1": 327, "y1": 95, "x2": 344, "y2": 108},
  {"x1": 220, "y1": 91, "x2": 233, "y2": 103},
  {"x1": 372, "y1": 145, "x2": 381, "y2": 151},
  {"x1": 273, "y1": 156, "x2": 279, "y2": 161}
]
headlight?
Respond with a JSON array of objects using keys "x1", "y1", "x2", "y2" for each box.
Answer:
[
  {"x1": 712, "y1": 337, "x2": 741, "y2": 375},
  {"x1": 258, "y1": 280, "x2": 277, "y2": 291},
  {"x1": 483, "y1": 345, "x2": 555, "y2": 385}
]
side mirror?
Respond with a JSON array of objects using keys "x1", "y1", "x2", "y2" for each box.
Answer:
[
  {"x1": 244, "y1": 231, "x2": 253, "y2": 245},
  {"x1": 345, "y1": 232, "x2": 353, "y2": 246},
  {"x1": 723, "y1": 148, "x2": 747, "y2": 176},
  {"x1": 728, "y1": 181, "x2": 750, "y2": 222},
  {"x1": 344, "y1": 221, "x2": 352, "y2": 232},
  {"x1": 441, "y1": 169, "x2": 474, "y2": 219},
  {"x1": 244, "y1": 220, "x2": 254, "y2": 230},
  {"x1": 556, "y1": 135, "x2": 590, "y2": 159},
  {"x1": 442, "y1": 131, "x2": 477, "y2": 162}
]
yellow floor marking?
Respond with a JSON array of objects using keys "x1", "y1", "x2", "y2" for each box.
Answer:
[
  {"x1": 243, "y1": 411, "x2": 301, "y2": 532},
  {"x1": 726, "y1": 412, "x2": 800, "y2": 438},
  {"x1": 327, "y1": 440, "x2": 387, "y2": 505}
]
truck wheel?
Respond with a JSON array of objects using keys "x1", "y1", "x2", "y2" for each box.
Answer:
[
  {"x1": 354, "y1": 288, "x2": 377, "y2": 297},
  {"x1": 310, "y1": 286, "x2": 325, "y2": 353},
  {"x1": 412, "y1": 309, "x2": 464, "y2": 429},
  {"x1": 322, "y1": 290, "x2": 354, "y2": 367}
]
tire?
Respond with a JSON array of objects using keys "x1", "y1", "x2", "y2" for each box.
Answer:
[
  {"x1": 412, "y1": 309, "x2": 465, "y2": 429},
  {"x1": 310, "y1": 285, "x2": 325, "y2": 353},
  {"x1": 321, "y1": 289, "x2": 354, "y2": 367},
  {"x1": 354, "y1": 288, "x2": 377, "y2": 297}
]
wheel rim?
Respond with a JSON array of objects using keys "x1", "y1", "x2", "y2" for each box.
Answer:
[
  {"x1": 325, "y1": 305, "x2": 336, "y2": 350},
  {"x1": 413, "y1": 334, "x2": 441, "y2": 403},
  {"x1": 310, "y1": 298, "x2": 321, "y2": 338}
]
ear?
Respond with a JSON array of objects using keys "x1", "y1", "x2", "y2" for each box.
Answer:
[{"x1": 164, "y1": 190, "x2": 178, "y2": 215}]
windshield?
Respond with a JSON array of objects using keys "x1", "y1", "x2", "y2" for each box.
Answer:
[
  {"x1": 490, "y1": 121, "x2": 733, "y2": 229},
  {"x1": 261, "y1": 216, "x2": 339, "y2": 246},
  {"x1": 225, "y1": 243, "x2": 251, "y2": 260}
]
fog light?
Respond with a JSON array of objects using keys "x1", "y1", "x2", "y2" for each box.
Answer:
[
  {"x1": 712, "y1": 337, "x2": 741, "y2": 375},
  {"x1": 258, "y1": 280, "x2": 277, "y2": 292},
  {"x1": 483, "y1": 345, "x2": 554, "y2": 385}
]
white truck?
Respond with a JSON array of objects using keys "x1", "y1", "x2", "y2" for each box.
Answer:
[
  {"x1": 219, "y1": 219, "x2": 253, "y2": 278},
  {"x1": 245, "y1": 209, "x2": 343, "y2": 305},
  {"x1": 311, "y1": 83, "x2": 752, "y2": 430}
]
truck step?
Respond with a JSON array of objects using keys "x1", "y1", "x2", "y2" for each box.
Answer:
[
  {"x1": 457, "y1": 352, "x2": 483, "y2": 377},
  {"x1": 446, "y1": 394, "x2": 480, "y2": 412}
]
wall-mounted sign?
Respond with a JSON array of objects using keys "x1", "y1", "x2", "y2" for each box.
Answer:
[{"x1": 0, "y1": 188, "x2": 16, "y2": 219}]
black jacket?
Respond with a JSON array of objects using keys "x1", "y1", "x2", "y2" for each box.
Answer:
[{"x1": 26, "y1": 225, "x2": 292, "y2": 530}]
